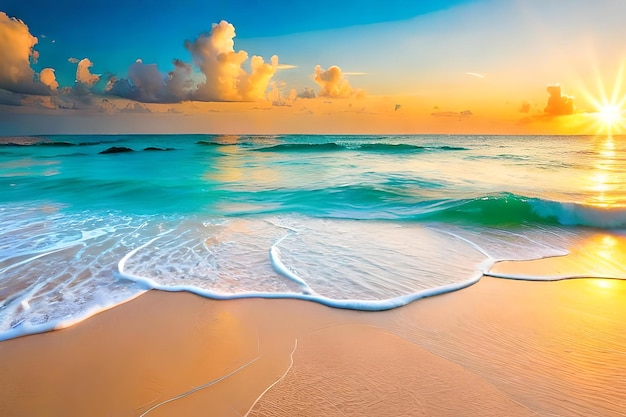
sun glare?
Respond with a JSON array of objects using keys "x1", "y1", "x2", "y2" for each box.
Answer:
[
  {"x1": 597, "y1": 104, "x2": 623, "y2": 126},
  {"x1": 580, "y1": 62, "x2": 626, "y2": 134}
]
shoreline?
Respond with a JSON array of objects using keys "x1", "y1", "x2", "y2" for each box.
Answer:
[{"x1": 1, "y1": 268, "x2": 624, "y2": 416}]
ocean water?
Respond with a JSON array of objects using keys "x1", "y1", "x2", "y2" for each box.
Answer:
[{"x1": 1, "y1": 134, "x2": 625, "y2": 341}]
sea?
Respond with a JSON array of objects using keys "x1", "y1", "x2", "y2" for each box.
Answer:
[{"x1": 1, "y1": 134, "x2": 625, "y2": 341}]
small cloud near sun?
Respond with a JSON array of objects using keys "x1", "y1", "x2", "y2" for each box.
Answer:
[{"x1": 544, "y1": 85, "x2": 575, "y2": 116}]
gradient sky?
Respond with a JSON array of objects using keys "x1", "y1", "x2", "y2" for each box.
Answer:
[{"x1": 1, "y1": 0, "x2": 625, "y2": 135}]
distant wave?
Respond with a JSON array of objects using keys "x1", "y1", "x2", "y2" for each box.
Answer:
[
  {"x1": 254, "y1": 142, "x2": 468, "y2": 154},
  {"x1": 196, "y1": 140, "x2": 224, "y2": 146},
  {"x1": 0, "y1": 138, "x2": 122, "y2": 147}
]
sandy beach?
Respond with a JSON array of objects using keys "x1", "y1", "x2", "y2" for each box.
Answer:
[{"x1": 1, "y1": 258, "x2": 624, "y2": 417}]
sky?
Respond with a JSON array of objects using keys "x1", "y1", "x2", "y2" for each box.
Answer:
[{"x1": 1, "y1": 0, "x2": 626, "y2": 135}]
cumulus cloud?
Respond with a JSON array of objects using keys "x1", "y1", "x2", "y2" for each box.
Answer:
[
  {"x1": 166, "y1": 59, "x2": 194, "y2": 100},
  {"x1": 0, "y1": 12, "x2": 55, "y2": 94},
  {"x1": 185, "y1": 20, "x2": 278, "y2": 101},
  {"x1": 267, "y1": 81, "x2": 299, "y2": 106},
  {"x1": 39, "y1": 68, "x2": 58, "y2": 90},
  {"x1": 106, "y1": 21, "x2": 275, "y2": 104},
  {"x1": 75, "y1": 58, "x2": 100, "y2": 86},
  {"x1": 544, "y1": 85, "x2": 574, "y2": 115},
  {"x1": 313, "y1": 65, "x2": 362, "y2": 98},
  {"x1": 107, "y1": 58, "x2": 193, "y2": 103}
]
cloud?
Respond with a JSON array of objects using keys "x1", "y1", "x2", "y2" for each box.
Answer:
[
  {"x1": 297, "y1": 87, "x2": 317, "y2": 99},
  {"x1": 0, "y1": 12, "x2": 55, "y2": 95},
  {"x1": 68, "y1": 57, "x2": 79, "y2": 64},
  {"x1": 431, "y1": 110, "x2": 473, "y2": 119},
  {"x1": 106, "y1": 21, "x2": 276, "y2": 104},
  {"x1": 544, "y1": 85, "x2": 574, "y2": 115},
  {"x1": 120, "y1": 102, "x2": 152, "y2": 113},
  {"x1": 75, "y1": 58, "x2": 100, "y2": 86},
  {"x1": 39, "y1": 68, "x2": 58, "y2": 90},
  {"x1": 185, "y1": 20, "x2": 278, "y2": 101},
  {"x1": 276, "y1": 64, "x2": 298, "y2": 70},
  {"x1": 313, "y1": 65, "x2": 363, "y2": 98},
  {"x1": 166, "y1": 59, "x2": 194, "y2": 100},
  {"x1": 0, "y1": 89, "x2": 23, "y2": 106},
  {"x1": 107, "y1": 59, "x2": 192, "y2": 103}
]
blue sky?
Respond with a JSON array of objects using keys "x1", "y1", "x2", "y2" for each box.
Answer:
[{"x1": 2, "y1": 0, "x2": 473, "y2": 88}]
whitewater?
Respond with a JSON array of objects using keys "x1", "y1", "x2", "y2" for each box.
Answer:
[{"x1": 1, "y1": 134, "x2": 625, "y2": 341}]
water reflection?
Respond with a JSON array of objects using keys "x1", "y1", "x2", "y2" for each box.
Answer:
[
  {"x1": 585, "y1": 134, "x2": 626, "y2": 207},
  {"x1": 489, "y1": 232, "x2": 626, "y2": 280}
]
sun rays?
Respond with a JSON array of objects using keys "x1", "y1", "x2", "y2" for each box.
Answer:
[{"x1": 581, "y1": 62, "x2": 626, "y2": 134}]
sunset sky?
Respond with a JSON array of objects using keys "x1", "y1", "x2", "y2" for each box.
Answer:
[{"x1": 1, "y1": 0, "x2": 625, "y2": 135}]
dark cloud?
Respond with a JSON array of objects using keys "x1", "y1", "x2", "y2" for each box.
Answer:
[
  {"x1": 106, "y1": 59, "x2": 190, "y2": 103},
  {"x1": 0, "y1": 89, "x2": 23, "y2": 106},
  {"x1": 297, "y1": 87, "x2": 317, "y2": 99}
]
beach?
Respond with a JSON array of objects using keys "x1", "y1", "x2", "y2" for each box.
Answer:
[
  {"x1": 1, "y1": 134, "x2": 626, "y2": 416},
  {"x1": 2, "y1": 0, "x2": 626, "y2": 412},
  {"x1": 1, "y1": 256, "x2": 624, "y2": 417}
]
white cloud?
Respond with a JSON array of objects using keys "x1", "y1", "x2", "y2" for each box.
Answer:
[
  {"x1": 106, "y1": 21, "x2": 278, "y2": 103},
  {"x1": 313, "y1": 65, "x2": 363, "y2": 98},
  {"x1": 186, "y1": 20, "x2": 278, "y2": 101}
]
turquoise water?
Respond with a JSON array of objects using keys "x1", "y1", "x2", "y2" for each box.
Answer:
[{"x1": 1, "y1": 134, "x2": 625, "y2": 340}]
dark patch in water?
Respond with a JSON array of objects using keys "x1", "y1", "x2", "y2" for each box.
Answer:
[
  {"x1": 144, "y1": 147, "x2": 176, "y2": 151},
  {"x1": 99, "y1": 146, "x2": 134, "y2": 154}
]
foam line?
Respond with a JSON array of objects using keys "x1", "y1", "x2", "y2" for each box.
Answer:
[
  {"x1": 117, "y1": 230, "x2": 175, "y2": 287},
  {"x1": 269, "y1": 233, "x2": 315, "y2": 294},
  {"x1": 116, "y1": 219, "x2": 484, "y2": 310},
  {"x1": 0, "y1": 290, "x2": 146, "y2": 342},
  {"x1": 117, "y1": 265, "x2": 484, "y2": 312}
]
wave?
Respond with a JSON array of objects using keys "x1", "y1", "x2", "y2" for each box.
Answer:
[
  {"x1": 1, "y1": 203, "x2": 625, "y2": 342},
  {"x1": 415, "y1": 194, "x2": 626, "y2": 229},
  {"x1": 255, "y1": 142, "x2": 468, "y2": 154},
  {"x1": 252, "y1": 186, "x2": 626, "y2": 229}
]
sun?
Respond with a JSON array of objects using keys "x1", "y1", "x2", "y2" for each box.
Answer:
[
  {"x1": 596, "y1": 104, "x2": 623, "y2": 127},
  {"x1": 580, "y1": 62, "x2": 626, "y2": 134}
]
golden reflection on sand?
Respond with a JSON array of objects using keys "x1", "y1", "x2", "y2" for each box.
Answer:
[{"x1": 491, "y1": 232, "x2": 626, "y2": 280}]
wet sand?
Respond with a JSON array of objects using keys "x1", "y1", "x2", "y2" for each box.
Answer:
[{"x1": 0, "y1": 268, "x2": 625, "y2": 416}]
